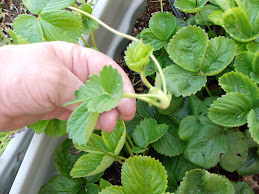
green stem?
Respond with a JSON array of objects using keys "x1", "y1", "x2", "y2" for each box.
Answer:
[
  {"x1": 90, "y1": 30, "x2": 97, "y2": 48},
  {"x1": 150, "y1": 54, "x2": 167, "y2": 94},
  {"x1": 125, "y1": 140, "x2": 134, "y2": 157},
  {"x1": 140, "y1": 70, "x2": 153, "y2": 88},
  {"x1": 198, "y1": 11, "x2": 212, "y2": 32},
  {"x1": 115, "y1": 159, "x2": 124, "y2": 165},
  {"x1": 123, "y1": 93, "x2": 164, "y2": 108},
  {"x1": 80, "y1": 35, "x2": 91, "y2": 48},
  {"x1": 90, "y1": 137, "x2": 116, "y2": 158},
  {"x1": 123, "y1": 92, "x2": 161, "y2": 99},
  {"x1": 126, "y1": 133, "x2": 134, "y2": 148},
  {"x1": 117, "y1": 156, "x2": 127, "y2": 161},
  {"x1": 160, "y1": 0, "x2": 163, "y2": 12},
  {"x1": 133, "y1": 79, "x2": 141, "y2": 87},
  {"x1": 69, "y1": 6, "x2": 138, "y2": 42},
  {"x1": 204, "y1": 84, "x2": 212, "y2": 97}
]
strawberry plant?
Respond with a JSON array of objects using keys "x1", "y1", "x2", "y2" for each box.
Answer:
[{"x1": 2, "y1": 0, "x2": 259, "y2": 193}]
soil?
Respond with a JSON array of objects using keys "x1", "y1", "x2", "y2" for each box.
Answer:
[{"x1": 1, "y1": 0, "x2": 258, "y2": 192}]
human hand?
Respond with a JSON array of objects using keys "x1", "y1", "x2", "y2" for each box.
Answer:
[{"x1": 0, "y1": 41, "x2": 136, "y2": 132}]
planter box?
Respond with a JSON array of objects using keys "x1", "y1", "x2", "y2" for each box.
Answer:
[
  {"x1": 0, "y1": 128, "x2": 34, "y2": 194},
  {"x1": 9, "y1": 0, "x2": 146, "y2": 193}
]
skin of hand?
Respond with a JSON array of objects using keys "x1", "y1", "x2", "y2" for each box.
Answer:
[{"x1": 0, "y1": 41, "x2": 136, "y2": 132}]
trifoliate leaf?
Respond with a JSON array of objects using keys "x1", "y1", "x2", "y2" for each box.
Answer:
[
  {"x1": 71, "y1": 153, "x2": 115, "y2": 178},
  {"x1": 200, "y1": 37, "x2": 236, "y2": 76},
  {"x1": 174, "y1": 0, "x2": 208, "y2": 13},
  {"x1": 233, "y1": 181, "x2": 254, "y2": 194},
  {"x1": 121, "y1": 156, "x2": 167, "y2": 194},
  {"x1": 219, "y1": 130, "x2": 248, "y2": 172},
  {"x1": 209, "y1": 93, "x2": 253, "y2": 127},
  {"x1": 247, "y1": 42, "x2": 259, "y2": 53},
  {"x1": 195, "y1": 4, "x2": 223, "y2": 25},
  {"x1": 237, "y1": 148, "x2": 259, "y2": 175},
  {"x1": 223, "y1": 7, "x2": 258, "y2": 42},
  {"x1": 219, "y1": 71, "x2": 259, "y2": 103},
  {"x1": 136, "y1": 100, "x2": 157, "y2": 118},
  {"x1": 40, "y1": 10, "x2": 83, "y2": 43},
  {"x1": 54, "y1": 139, "x2": 84, "y2": 179},
  {"x1": 133, "y1": 118, "x2": 168, "y2": 148},
  {"x1": 152, "y1": 115, "x2": 185, "y2": 157},
  {"x1": 149, "y1": 12, "x2": 176, "y2": 41},
  {"x1": 209, "y1": 10, "x2": 224, "y2": 26},
  {"x1": 39, "y1": 175, "x2": 85, "y2": 194},
  {"x1": 23, "y1": 0, "x2": 76, "y2": 14},
  {"x1": 247, "y1": 109, "x2": 259, "y2": 144},
  {"x1": 74, "y1": 133, "x2": 110, "y2": 154},
  {"x1": 161, "y1": 155, "x2": 199, "y2": 192},
  {"x1": 234, "y1": 51, "x2": 254, "y2": 77},
  {"x1": 185, "y1": 124, "x2": 228, "y2": 169},
  {"x1": 67, "y1": 102, "x2": 99, "y2": 146},
  {"x1": 28, "y1": 120, "x2": 49, "y2": 134},
  {"x1": 44, "y1": 119, "x2": 67, "y2": 137},
  {"x1": 99, "y1": 179, "x2": 112, "y2": 190},
  {"x1": 176, "y1": 169, "x2": 235, "y2": 193},
  {"x1": 102, "y1": 120, "x2": 126, "y2": 155},
  {"x1": 167, "y1": 26, "x2": 208, "y2": 73},
  {"x1": 140, "y1": 28, "x2": 166, "y2": 51},
  {"x1": 8, "y1": 29, "x2": 28, "y2": 44},
  {"x1": 215, "y1": 0, "x2": 236, "y2": 10},
  {"x1": 125, "y1": 40, "x2": 154, "y2": 72},
  {"x1": 99, "y1": 186, "x2": 125, "y2": 194},
  {"x1": 12, "y1": 14, "x2": 44, "y2": 43},
  {"x1": 163, "y1": 64, "x2": 207, "y2": 97},
  {"x1": 178, "y1": 116, "x2": 200, "y2": 141}
]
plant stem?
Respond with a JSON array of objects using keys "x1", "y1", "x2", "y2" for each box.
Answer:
[
  {"x1": 160, "y1": 0, "x2": 163, "y2": 12},
  {"x1": 69, "y1": 6, "x2": 138, "y2": 42},
  {"x1": 117, "y1": 156, "x2": 127, "y2": 161},
  {"x1": 125, "y1": 140, "x2": 134, "y2": 157},
  {"x1": 126, "y1": 133, "x2": 134, "y2": 148},
  {"x1": 140, "y1": 70, "x2": 153, "y2": 88},
  {"x1": 133, "y1": 79, "x2": 141, "y2": 87},
  {"x1": 150, "y1": 54, "x2": 167, "y2": 94},
  {"x1": 204, "y1": 84, "x2": 212, "y2": 97},
  {"x1": 124, "y1": 93, "x2": 164, "y2": 108},
  {"x1": 115, "y1": 159, "x2": 124, "y2": 165},
  {"x1": 198, "y1": 11, "x2": 212, "y2": 32},
  {"x1": 123, "y1": 93, "x2": 161, "y2": 99},
  {"x1": 89, "y1": 137, "x2": 116, "y2": 158},
  {"x1": 80, "y1": 35, "x2": 91, "y2": 48},
  {"x1": 90, "y1": 30, "x2": 97, "y2": 48}
]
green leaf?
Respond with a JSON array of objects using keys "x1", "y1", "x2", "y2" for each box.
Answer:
[
  {"x1": 23, "y1": 0, "x2": 76, "y2": 14},
  {"x1": 237, "y1": 148, "x2": 259, "y2": 175},
  {"x1": 99, "y1": 186, "x2": 125, "y2": 194},
  {"x1": 85, "y1": 172, "x2": 104, "y2": 184},
  {"x1": 167, "y1": 26, "x2": 208, "y2": 73},
  {"x1": 54, "y1": 139, "x2": 85, "y2": 178},
  {"x1": 163, "y1": 64, "x2": 207, "y2": 97},
  {"x1": 173, "y1": 98, "x2": 192, "y2": 121},
  {"x1": 71, "y1": 153, "x2": 115, "y2": 178},
  {"x1": 67, "y1": 102, "x2": 99, "y2": 146},
  {"x1": 209, "y1": 10, "x2": 224, "y2": 26},
  {"x1": 136, "y1": 100, "x2": 157, "y2": 118},
  {"x1": 121, "y1": 156, "x2": 167, "y2": 194},
  {"x1": 125, "y1": 40, "x2": 154, "y2": 72},
  {"x1": 233, "y1": 181, "x2": 254, "y2": 194},
  {"x1": 140, "y1": 28, "x2": 166, "y2": 51},
  {"x1": 74, "y1": 133, "x2": 110, "y2": 154},
  {"x1": 219, "y1": 71, "x2": 259, "y2": 103},
  {"x1": 161, "y1": 155, "x2": 199, "y2": 192},
  {"x1": 8, "y1": 29, "x2": 28, "y2": 44},
  {"x1": 185, "y1": 124, "x2": 228, "y2": 169},
  {"x1": 252, "y1": 52, "x2": 259, "y2": 75},
  {"x1": 234, "y1": 51, "x2": 254, "y2": 76},
  {"x1": 99, "y1": 179, "x2": 112, "y2": 190},
  {"x1": 133, "y1": 118, "x2": 168, "y2": 148},
  {"x1": 131, "y1": 146, "x2": 149, "y2": 154},
  {"x1": 200, "y1": 37, "x2": 236, "y2": 76},
  {"x1": 223, "y1": 7, "x2": 259, "y2": 42},
  {"x1": 209, "y1": 93, "x2": 253, "y2": 127},
  {"x1": 28, "y1": 120, "x2": 49, "y2": 134},
  {"x1": 176, "y1": 169, "x2": 235, "y2": 193},
  {"x1": 219, "y1": 130, "x2": 248, "y2": 172},
  {"x1": 215, "y1": 0, "x2": 236, "y2": 10},
  {"x1": 39, "y1": 175, "x2": 85, "y2": 194},
  {"x1": 40, "y1": 10, "x2": 83, "y2": 43},
  {"x1": 244, "y1": 129, "x2": 259, "y2": 149},
  {"x1": 247, "y1": 42, "x2": 259, "y2": 53},
  {"x1": 12, "y1": 14, "x2": 44, "y2": 43},
  {"x1": 178, "y1": 116, "x2": 200, "y2": 141},
  {"x1": 152, "y1": 115, "x2": 185, "y2": 157},
  {"x1": 149, "y1": 12, "x2": 176, "y2": 41},
  {"x1": 174, "y1": 0, "x2": 208, "y2": 13},
  {"x1": 85, "y1": 183, "x2": 100, "y2": 193},
  {"x1": 247, "y1": 109, "x2": 259, "y2": 144},
  {"x1": 195, "y1": 4, "x2": 223, "y2": 25},
  {"x1": 44, "y1": 119, "x2": 66, "y2": 137},
  {"x1": 102, "y1": 120, "x2": 126, "y2": 155}
]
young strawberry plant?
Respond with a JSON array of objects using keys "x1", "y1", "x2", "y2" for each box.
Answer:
[{"x1": 4, "y1": 0, "x2": 259, "y2": 193}]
